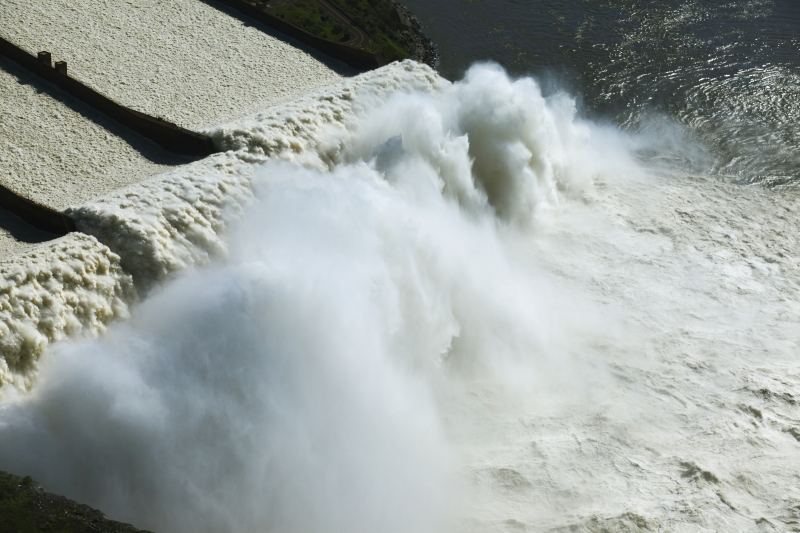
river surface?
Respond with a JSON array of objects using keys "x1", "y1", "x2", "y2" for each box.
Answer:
[{"x1": 403, "y1": 0, "x2": 800, "y2": 186}]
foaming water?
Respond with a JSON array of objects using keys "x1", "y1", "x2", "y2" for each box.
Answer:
[
  {"x1": 0, "y1": 63, "x2": 445, "y2": 390},
  {"x1": 0, "y1": 235, "x2": 133, "y2": 390},
  {"x1": 0, "y1": 63, "x2": 625, "y2": 532},
  {"x1": 1, "y1": 61, "x2": 800, "y2": 532},
  {"x1": 0, "y1": 166, "x2": 456, "y2": 533}
]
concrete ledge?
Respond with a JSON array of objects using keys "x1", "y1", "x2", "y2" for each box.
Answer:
[
  {"x1": 0, "y1": 36, "x2": 216, "y2": 157},
  {"x1": 211, "y1": 0, "x2": 383, "y2": 70},
  {"x1": 0, "y1": 182, "x2": 75, "y2": 235}
]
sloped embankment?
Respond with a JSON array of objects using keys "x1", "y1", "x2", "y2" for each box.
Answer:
[{"x1": 0, "y1": 470, "x2": 152, "y2": 533}]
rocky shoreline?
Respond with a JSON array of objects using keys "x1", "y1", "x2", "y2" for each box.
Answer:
[{"x1": 393, "y1": 1, "x2": 439, "y2": 68}]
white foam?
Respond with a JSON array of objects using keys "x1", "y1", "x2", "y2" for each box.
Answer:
[{"x1": 0, "y1": 233, "x2": 132, "y2": 391}]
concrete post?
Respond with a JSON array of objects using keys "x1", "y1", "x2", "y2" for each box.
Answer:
[
  {"x1": 37, "y1": 51, "x2": 52, "y2": 67},
  {"x1": 55, "y1": 61, "x2": 67, "y2": 75}
]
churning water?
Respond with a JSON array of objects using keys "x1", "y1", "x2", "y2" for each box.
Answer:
[
  {"x1": 405, "y1": 0, "x2": 800, "y2": 186},
  {"x1": 1, "y1": 1, "x2": 799, "y2": 532}
]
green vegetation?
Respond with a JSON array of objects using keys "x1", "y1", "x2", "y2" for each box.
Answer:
[
  {"x1": 0, "y1": 471, "x2": 148, "y2": 533},
  {"x1": 327, "y1": 0, "x2": 412, "y2": 62},
  {"x1": 267, "y1": 0, "x2": 352, "y2": 43},
  {"x1": 266, "y1": 0, "x2": 415, "y2": 63}
]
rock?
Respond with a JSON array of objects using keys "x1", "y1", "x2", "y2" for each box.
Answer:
[{"x1": 0, "y1": 470, "x2": 153, "y2": 533}]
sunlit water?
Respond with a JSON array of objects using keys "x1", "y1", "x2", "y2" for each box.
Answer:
[{"x1": 404, "y1": 0, "x2": 800, "y2": 185}]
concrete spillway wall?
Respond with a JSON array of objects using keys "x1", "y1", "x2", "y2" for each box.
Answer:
[
  {"x1": 0, "y1": 36, "x2": 216, "y2": 157},
  {"x1": 0, "y1": 183, "x2": 75, "y2": 235},
  {"x1": 0, "y1": 35, "x2": 224, "y2": 235}
]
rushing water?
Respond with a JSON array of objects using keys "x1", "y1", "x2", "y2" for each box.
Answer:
[
  {"x1": 0, "y1": 2, "x2": 799, "y2": 533},
  {"x1": 403, "y1": 0, "x2": 800, "y2": 186}
]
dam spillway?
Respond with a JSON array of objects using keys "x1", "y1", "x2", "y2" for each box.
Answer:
[
  {"x1": 1, "y1": 1, "x2": 800, "y2": 532},
  {"x1": 0, "y1": 0, "x2": 354, "y2": 387}
]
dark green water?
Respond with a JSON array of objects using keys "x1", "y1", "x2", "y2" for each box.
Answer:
[{"x1": 401, "y1": 0, "x2": 800, "y2": 186}]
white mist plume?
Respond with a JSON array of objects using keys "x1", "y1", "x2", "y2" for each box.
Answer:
[
  {"x1": 340, "y1": 63, "x2": 601, "y2": 221},
  {"x1": 0, "y1": 159, "x2": 612, "y2": 533},
  {"x1": 0, "y1": 61, "x2": 636, "y2": 532},
  {"x1": 0, "y1": 60, "x2": 623, "y2": 393},
  {"x1": 215, "y1": 62, "x2": 618, "y2": 223},
  {"x1": 65, "y1": 61, "x2": 622, "y2": 304}
]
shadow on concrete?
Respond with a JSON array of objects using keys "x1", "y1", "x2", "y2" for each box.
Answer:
[
  {"x1": 0, "y1": 205, "x2": 58, "y2": 245},
  {"x1": 194, "y1": 0, "x2": 357, "y2": 77},
  {"x1": 0, "y1": 55, "x2": 197, "y2": 167}
]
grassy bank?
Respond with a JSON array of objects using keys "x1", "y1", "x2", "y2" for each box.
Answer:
[
  {"x1": 267, "y1": 0, "x2": 352, "y2": 43},
  {"x1": 328, "y1": 0, "x2": 411, "y2": 62},
  {"x1": 267, "y1": 0, "x2": 431, "y2": 64}
]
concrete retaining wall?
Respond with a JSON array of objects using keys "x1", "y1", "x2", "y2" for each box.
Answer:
[
  {"x1": 0, "y1": 36, "x2": 216, "y2": 157},
  {"x1": 0, "y1": 182, "x2": 75, "y2": 235}
]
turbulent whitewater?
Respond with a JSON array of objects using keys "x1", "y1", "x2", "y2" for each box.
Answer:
[{"x1": 1, "y1": 60, "x2": 799, "y2": 533}]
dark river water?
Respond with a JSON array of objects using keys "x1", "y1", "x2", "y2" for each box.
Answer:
[{"x1": 400, "y1": 0, "x2": 800, "y2": 186}]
